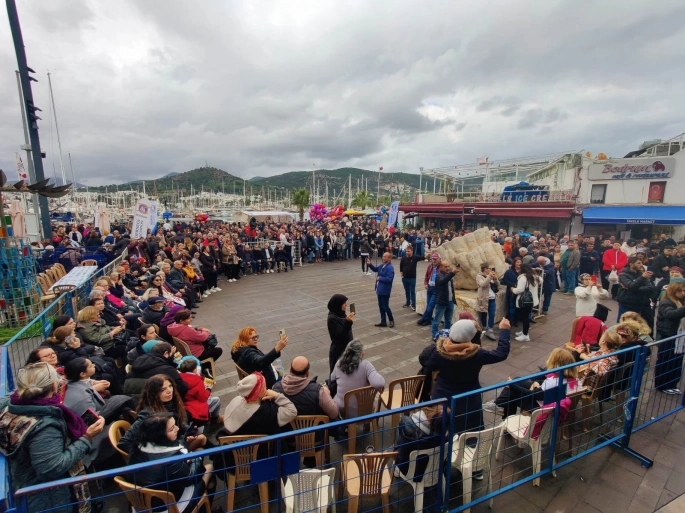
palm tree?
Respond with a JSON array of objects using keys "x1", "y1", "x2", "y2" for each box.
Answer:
[
  {"x1": 352, "y1": 190, "x2": 372, "y2": 209},
  {"x1": 291, "y1": 188, "x2": 310, "y2": 221}
]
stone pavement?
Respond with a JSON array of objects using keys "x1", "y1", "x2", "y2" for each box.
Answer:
[{"x1": 191, "y1": 258, "x2": 685, "y2": 513}]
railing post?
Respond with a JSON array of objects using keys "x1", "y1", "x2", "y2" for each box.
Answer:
[
  {"x1": 441, "y1": 396, "x2": 456, "y2": 512},
  {"x1": 547, "y1": 369, "x2": 565, "y2": 474},
  {"x1": 435, "y1": 399, "x2": 448, "y2": 513}
]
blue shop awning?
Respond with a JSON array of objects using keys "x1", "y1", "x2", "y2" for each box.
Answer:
[{"x1": 583, "y1": 206, "x2": 685, "y2": 225}]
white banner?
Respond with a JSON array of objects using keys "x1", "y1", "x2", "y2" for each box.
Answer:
[
  {"x1": 131, "y1": 199, "x2": 151, "y2": 239},
  {"x1": 388, "y1": 201, "x2": 400, "y2": 228},
  {"x1": 16, "y1": 153, "x2": 27, "y2": 181},
  {"x1": 148, "y1": 200, "x2": 158, "y2": 234}
]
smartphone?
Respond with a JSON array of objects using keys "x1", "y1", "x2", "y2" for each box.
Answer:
[
  {"x1": 350, "y1": 303, "x2": 356, "y2": 314},
  {"x1": 591, "y1": 275, "x2": 597, "y2": 283},
  {"x1": 491, "y1": 267, "x2": 496, "y2": 272},
  {"x1": 81, "y1": 408, "x2": 100, "y2": 426},
  {"x1": 279, "y1": 329, "x2": 286, "y2": 338}
]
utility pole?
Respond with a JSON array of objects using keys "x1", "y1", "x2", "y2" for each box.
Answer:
[{"x1": 7, "y1": 0, "x2": 52, "y2": 237}]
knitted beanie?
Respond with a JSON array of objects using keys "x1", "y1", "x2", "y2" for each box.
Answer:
[{"x1": 448, "y1": 319, "x2": 477, "y2": 343}]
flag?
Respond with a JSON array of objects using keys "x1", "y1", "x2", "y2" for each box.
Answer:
[
  {"x1": 477, "y1": 156, "x2": 489, "y2": 165},
  {"x1": 16, "y1": 153, "x2": 27, "y2": 181},
  {"x1": 379, "y1": 166, "x2": 383, "y2": 171}
]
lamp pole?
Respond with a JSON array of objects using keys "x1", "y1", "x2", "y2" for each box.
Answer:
[{"x1": 6, "y1": 0, "x2": 52, "y2": 238}]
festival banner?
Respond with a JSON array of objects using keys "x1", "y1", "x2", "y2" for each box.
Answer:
[
  {"x1": 388, "y1": 200, "x2": 400, "y2": 228},
  {"x1": 148, "y1": 200, "x2": 159, "y2": 235},
  {"x1": 16, "y1": 153, "x2": 27, "y2": 181},
  {"x1": 131, "y1": 199, "x2": 151, "y2": 239}
]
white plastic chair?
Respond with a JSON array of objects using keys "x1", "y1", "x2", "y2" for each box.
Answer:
[
  {"x1": 495, "y1": 406, "x2": 556, "y2": 486},
  {"x1": 281, "y1": 468, "x2": 337, "y2": 513},
  {"x1": 394, "y1": 444, "x2": 448, "y2": 513},
  {"x1": 451, "y1": 426, "x2": 501, "y2": 513}
]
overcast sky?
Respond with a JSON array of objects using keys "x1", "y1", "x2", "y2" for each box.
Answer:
[{"x1": 1, "y1": 0, "x2": 685, "y2": 186}]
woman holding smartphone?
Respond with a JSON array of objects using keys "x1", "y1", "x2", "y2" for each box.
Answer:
[
  {"x1": 327, "y1": 294, "x2": 355, "y2": 373},
  {"x1": 574, "y1": 273, "x2": 610, "y2": 317}
]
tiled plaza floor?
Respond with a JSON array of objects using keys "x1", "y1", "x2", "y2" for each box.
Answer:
[{"x1": 182, "y1": 258, "x2": 684, "y2": 513}]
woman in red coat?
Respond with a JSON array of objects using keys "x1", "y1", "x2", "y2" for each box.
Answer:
[
  {"x1": 178, "y1": 357, "x2": 222, "y2": 428},
  {"x1": 601, "y1": 242, "x2": 628, "y2": 296}
]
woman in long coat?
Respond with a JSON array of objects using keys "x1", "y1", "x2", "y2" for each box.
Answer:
[{"x1": 326, "y1": 294, "x2": 355, "y2": 374}]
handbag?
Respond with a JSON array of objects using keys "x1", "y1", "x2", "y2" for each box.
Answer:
[{"x1": 204, "y1": 333, "x2": 219, "y2": 348}]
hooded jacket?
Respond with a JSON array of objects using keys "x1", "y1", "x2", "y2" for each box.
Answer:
[
  {"x1": 128, "y1": 442, "x2": 200, "y2": 502},
  {"x1": 656, "y1": 297, "x2": 685, "y2": 338},
  {"x1": 126, "y1": 353, "x2": 189, "y2": 398},
  {"x1": 616, "y1": 268, "x2": 654, "y2": 310},
  {"x1": 272, "y1": 374, "x2": 339, "y2": 419},
  {"x1": 179, "y1": 371, "x2": 212, "y2": 421},
  {"x1": 327, "y1": 294, "x2": 353, "y2": 373}
]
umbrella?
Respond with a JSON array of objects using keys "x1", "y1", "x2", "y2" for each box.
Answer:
[{"x1": 9, "y1": 199, "x2": 26, "y2": 238}]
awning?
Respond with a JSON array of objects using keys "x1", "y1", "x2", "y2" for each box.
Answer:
[{"x1": 582, "y1": 206, "x2": 685, "y2": 225}]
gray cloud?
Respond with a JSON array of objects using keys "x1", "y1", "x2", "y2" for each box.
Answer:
[{"x1": 0, "y1": 0, "x2": 684, "y2": 185}]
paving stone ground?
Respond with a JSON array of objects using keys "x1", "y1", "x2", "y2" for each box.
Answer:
[{"x1": 111, "y1": 257, "x2": 685, "y2": 512}]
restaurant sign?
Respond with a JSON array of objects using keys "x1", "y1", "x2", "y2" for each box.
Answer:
[{"x1": 588, "y1": 157, "x2": 676, "y2": 181}]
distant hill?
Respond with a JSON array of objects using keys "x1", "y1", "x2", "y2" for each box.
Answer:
[
  {"x1": 251, "y1": 167, "x2": 423, "y2": 195},
  {"x1": 82, "y1": 167, "x2": 247, "y2": 195},
  {"x1": 249, "y1": 176, "x2": 265, "y2": 182}
]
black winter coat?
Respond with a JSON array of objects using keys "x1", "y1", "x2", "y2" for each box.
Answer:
[
  {"x1": 327, "y1": 312, "x2": 353, "y2": 374},
  {"x1": 656, "y1": 298, "x2": 685, "y2": 338},
  {"x1": 616, "y1": 269, "x2": 655, "y2": 310},
  {"x1": 232, "y1": 345, "x2": 280, "y2": 389},
  {"x1": 126, "y1": 353, "x2": 189, "y2": 398},
  {"x1": 434, "y1": 270, "x2": 456, "y2": 305}
]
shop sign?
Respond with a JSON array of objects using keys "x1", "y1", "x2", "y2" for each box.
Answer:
[
  {"x1": 626, "y1": 219, "x2": 655, "y2": 224},
  {"x1": 588, "y1": 157, "x2": 676, "y2": 180},
  {"x1": 477, "y1": 192, "x2": 573, "y2": 203}
]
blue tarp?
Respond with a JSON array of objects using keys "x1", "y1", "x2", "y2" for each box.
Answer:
[{"x1": 583, "y1": 206, "x2": 685, "y2": 225}]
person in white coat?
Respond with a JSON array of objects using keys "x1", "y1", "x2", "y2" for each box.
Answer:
[
  {"x1": 574, "y1": 273, "x2": 610, "y2": 317},
  {"x1": 511, "y1": 264, "x2": 540, "y2": 342}
]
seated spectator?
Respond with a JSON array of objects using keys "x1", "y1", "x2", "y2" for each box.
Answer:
[
  {"x1": 76, "y1": 306, "x2": 128, "y2": 358},
  {"x1": 167, "y1": 310, "x2": 223, "y2": 368},
  {"x1": 329, "y1": 340, "x2": 385, "y2": 417},
  {"x1": 142, "y1": 273, "x2": 186, "y2": 307},
  {"x1": 614, "y1": 311, "x2": 653, "y2": 340},
  {"x1": 126, "y1": 323, "x2": 160, "y2": 364},
  {"x1": 231, "y1": 327, "x2": 288, "y2": 389},
  {"x1": 484, "y1": 348, "x2": 579, "y2": 418},
  {"x1": 183, "y1": 259, "x2": 208, "y2": 297},
  {"x1": 0, "y1": 363, "x2": 105, "y2": 513},
  {"x1": 273, "y1": 356, "x2": 339, "y2": 420},
  {"x1": 420, "y1": 318, "x2": 510, "y2": 434},
  {"x1": 127, "y1": 413, "x2": 214, "y2": 513},
  {"x1": 577, "y1": 331, "x2": 622, "y2": 392},
  {"x1": 125, "y1": 342, "x2": 189, "y2": 398},
  {"x1": 222, "y1": 372, "x2": 297, "y2": 436},
  {"x1": 159, "y1": 304, "x2": 185, "y2": 341},
  {"x1": 572, "y1": 303, "x2": 610, "y2": 349},
  {"x1": 178, "y1": 357, "x2": 223, "y2": 429},
  {"x1": 62, "y1": 357, "x2": 135, "y2": 423},
  {"x1": 575, "y1": 273, "x2": 610, "y2": 317},
  {"x1": 118, "y1": 374, "x2": 205, "y2": 455},
  {"x1": 394, "y1": 404, "x2": 445, "y2": 477},
  {"x1": 141, "y1": 296, "x2": 169, "y2": 326}
]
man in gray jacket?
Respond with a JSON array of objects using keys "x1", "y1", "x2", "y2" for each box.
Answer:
[{"x1": 563, "y1": 242, "x2": 581, "y2": 294}]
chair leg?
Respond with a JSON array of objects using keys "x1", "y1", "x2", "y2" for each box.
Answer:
[
  {"x1": 348, "y1": 495, "x2": 359, "y2": 513},
  {"x1": 495, "y1": 427, "x2": 505, "y2": 460},
  {"x1": 258, "y1": 482, "x2": 269, "y2": 513},
  {"x1": 531, "y1": 440, "x2": 541, "y2": 487},
  {"x1": 372, "y1": 418, "x2": 380, "y2": 451},
  {"x1": 388, "y1": 413, "x2": 400, "y2": 446},
  {"x1": 414, "y1": 482, "x2": 424, "y2": 513},
  {"x1": 348, "y1": 423, "x2": 357, "y2": 455},
  {"x1": 381, "y1": 492, "x2": 391, "y2": 513},
  {"x1": 226, "y1": 474, "x2": 236, "y2": 513},
  {"x1": 462, "y1": 464, "x2": 473, "y2": 512},
  {"x1": 487, "y1": 467, "x2": 494, "y2": 510}
]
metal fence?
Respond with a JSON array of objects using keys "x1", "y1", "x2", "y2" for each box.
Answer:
[{"x1": 3, "y1": 334, "x2": 685, "y2": 513}]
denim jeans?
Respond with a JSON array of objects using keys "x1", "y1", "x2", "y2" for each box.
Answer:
[
  {"x1": 307, "y1": 249, "x2": 313, "y2": 263},
  {"x1": 617, "y1": 303, "x2": 630, "y2": 323},
  {"x1": 420, "y1": 287, "x2": 436, "y2": 322},
  {"x1": 564, "y1": 269, "x2": 578, "y2": 293},
  {"x1": 480, "y1": 298, "x2": 497, "y2": 330},
  {"x1": 507, "y1": 294, "x2": 517, "y2": 322},
  {"x1": 542, "y1": 288, "x2": 554, "y2": 313},
  {"x1": 432, "y1": 302, "x2": 454, "y2": 339},
  {"x1": 402, "y1": 277, "x2": 416, "y2": 306},
  {"x1": 377, "y1": 294, "x2": 393, "y2": 324}
]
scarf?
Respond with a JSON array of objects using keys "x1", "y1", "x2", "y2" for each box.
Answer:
[
  {"x1": 10, "y1": 391, "x2": 87, "y2": 440},
  {"x1": 327, "y1": 294, "x2": 348, "y2": 317},
  {"x1": 437, "y1": 339, "x2": 480, "y2": 360}
]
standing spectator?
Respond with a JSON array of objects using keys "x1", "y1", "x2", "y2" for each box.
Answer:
[
  {"x1": 367, "y1": 252, "x2": 395, "y2": 328},
  {"x1": 360, "y1": 238, "x2": 373, "y2": 275},
  {"x1": 501, "y1": 258, "x2": 521, "y2": 326},
  {"x1": 655, "y1": 282, "x2": 685, "y2": 394},
  {"x1": 652, "y1": 246, "x2": 676, "y2": 283},
  {"x1": 537, "y1": 256, "x2": 556, "y2": 315},
  {"x1": 200, "y1": 246, "x2": 220, "y2": 292},
  {"x1": 400, "y1": 245, "x2": 423, "y2": 310},
  {"x1": 417, "y1": 254, "x2": 441, "y2": 327},
  {"x1": 580, "y1": 243, "x2": 600, "y2": 276},
  {"x1": 476, "y1": 263, "x2": 499, "y2": 340},
  {"x1": 431, "y1": 261, "x2": 458, "y2": 342},
  {"x1": 602, "y1": 241, "x2": 628, "y2": 297},
  {"x1": 512, "y1": 264, "x2": 540, "y2": 342},
  {"x1": 326, "y1": 294, "x2": 355, "y2": 374},
  {"x1": 329, "y1": 340, "x2": 385, "y2": 417},
  {"x1": 621, "y1": 238, "x2": 637, "y2": 258},
  {"x1": 562, "y1": 242, "x2": 581, "y2": 294},
  {"x1": 575, "y1": 273, "x2": 610, "y2": 317},
  {"x1": 616, "y1": 256, "x2": 655, "y2": 324}
]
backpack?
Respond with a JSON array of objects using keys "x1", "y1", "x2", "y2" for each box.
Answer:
[{"x1": 519, "y1": 280, "x2": 534, "y2": 308}]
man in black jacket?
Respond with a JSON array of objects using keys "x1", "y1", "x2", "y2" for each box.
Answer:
[
  {"x1": 260, "y1": 242, "x2": 276, "y2": 273},
  {"x1": 126, "y1": 341, "x2": 188, "y2": 398},
  {"x1": 400, "y1": 245, "x2": 423, "y2": 310},
  {"x1": 579, "y1": 243, "x2": 600, "y2": 276},
  {"x1": 431, "y1": 261, "x2": 459, "y2": 341},
  {"x1": 652, "y1": 246, "x2": 676, "y2": 282},
  {"x1": 274, "y1": 242, "x2": 289, "y2": 272},
  {"x1": 141, "y1": 296, "x2": 168, "y2": 325},
  {"x1": 616, "y1": 256, "x2": 655, "y2": 324}
]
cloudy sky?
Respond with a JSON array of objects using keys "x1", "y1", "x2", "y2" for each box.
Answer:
[{"x1": 1, "y1": 0, "x2": 685, "y2": 186}]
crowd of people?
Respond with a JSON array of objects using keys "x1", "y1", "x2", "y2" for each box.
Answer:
[{"x1": 3, "y1": 216, "x2": 685, "y2": 512}]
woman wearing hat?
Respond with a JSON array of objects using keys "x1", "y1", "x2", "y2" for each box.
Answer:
[{"x1": 420, "y1": 318, "x2": 511, "y2": 434}]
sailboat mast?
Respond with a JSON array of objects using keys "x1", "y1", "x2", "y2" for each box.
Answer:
[{"x1": 47, "y1": 72, "x2": 67, "y2": 186}]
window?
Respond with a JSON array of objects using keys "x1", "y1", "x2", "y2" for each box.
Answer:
[
  {"x1": 648, "y1": 182, "x2": 666, "y2": 203},
  {"x1": 590, "y1": 184, "x2": 606, "y2": 204}
]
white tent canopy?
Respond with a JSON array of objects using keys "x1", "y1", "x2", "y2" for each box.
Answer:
[{"x1": 233, "y1": 210, "x2": 295, "y2": 223}]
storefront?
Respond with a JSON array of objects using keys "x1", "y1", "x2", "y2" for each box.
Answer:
[{"x1": 581, "y1": 205, "x2": 685, "y2": 240}]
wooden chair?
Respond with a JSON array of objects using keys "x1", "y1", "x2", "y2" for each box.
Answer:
[
  {"x1": 109, "y1": 420, "x2": 131, "y2": 458},
  {"x1": 341, "y1": 452, "x2": 398, "y2": 513},
  {"x1": 53, "y1": 263, "x2": 67, "y2": 278},
  {"x1": 378, "y1": 375, "x2": 425, "y2": 445},
  {"x1": 218, "y1": 435, "x2": 269, "y2": 513},
  {"x1": 288, "y1": 415, "x2": 330, "y2": 467},
  {"x1": 235, "y1": 363, "x2": 248, "y2": 380},
  {"x1": 36, "y1": 274, "x2": 56, "y2": 304},
  {"x1": 343, "y1": 386, "x2": 381, "y2": 454},
  {"x1": 81, "y1": 259, "x2": 98, "y2": 266},
  {"x1": 172, "y1": 336, "x2": 216, "y2": 380},
  {"x1": 114, "y1": 475, "x2": 210, "y2": 513},
  {"x1": 45, "y1": 267, "x2": 61, "y2": 284}
]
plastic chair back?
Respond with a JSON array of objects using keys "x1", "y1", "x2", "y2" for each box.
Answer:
[
  {"x1": 342, "y1": 452, "x2": 398, "y2": 496},
  {"x1": 282, "y1": 468, "x2": 336, "y2": 513},
  {"x1": 289, "y1": 415, "x2": 329, "y2": 455},
  {"x1": 453, "y1": 424, "x2": 500, "y2": 474},
  {"x1": 109, "y1": 420, "x2": 131, "y2": 458},
  {"x1": 385, "y1": 375, "x2": 424, "y2": 409},
  {"x1": 218, "y1": 434, "x2": 264, "y2": 480},
  {"x1": 343, "y1": 385, "x2": 380, "y2": 419}
]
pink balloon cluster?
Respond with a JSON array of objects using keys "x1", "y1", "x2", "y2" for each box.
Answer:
[{"x1": 309, "y1": 203, "x2": 328, "y2": 221}]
